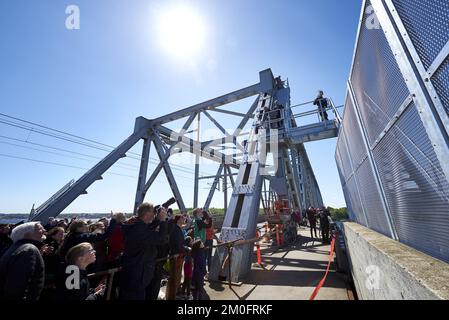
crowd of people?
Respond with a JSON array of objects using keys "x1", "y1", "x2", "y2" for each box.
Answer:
[
  {"x1": 305, "y1": 206, "x2": 332, "y2": 244},
  {"x1": 0, "y1": 203, "x2": 218, "y2": 301}
]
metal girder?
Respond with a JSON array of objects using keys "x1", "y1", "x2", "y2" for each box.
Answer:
[
  {"x1": 226, "y1": 166, "x2": 235, "y2": 188},
  {"x1": 182, "y1": 113, "x2": 198, "y2": 131},
  {"x1": 143, "y1": 111, "x2": 201, "y2": 196},
  {"x1": 204, "y1": 165, "x2": 224, "y2": 210},
  {"x1": 210, "y1": 92, "x2": 272, "y2": 283},
  {"x1": 157, "y1": 125, "x2": 240, "y2": 168},
  {"x1": 32, "y1": 121, "x2": 149, "y2": 223},
  {"x1": 143, "y1": 140, "x2": 180, "y2": 194},
  {"x1": 150, "y1": 84, "x2": 260, "y2": 126},
  {"x1": 199, "y1": 173, "x2": 238, "y2": 180},
  {"x1": 193, "y1": 114, "x2": 201, "y2": 209},
  {"x1": 133, "y1": 136, "x2": 152, "y2": 213},
  {"x1": 210, "y1": 108, "x2": 252, "y2": 118},
  {"x1": 203, "y1": 110, "x2": 229, "y2": 136},
  {"x1": 149, "y1": 69, "x2": 275, "y2": 127},
  {"x1": 152, "y1": 132, "x2": 187, "y2": 213},
  {"x1": 223, "y1": 166, "x2": 228, "y2": 212},
  {"x1": 234, "y1": 97, "x2": 260, "y2": 135}
]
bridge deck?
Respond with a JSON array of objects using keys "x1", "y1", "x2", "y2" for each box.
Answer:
[{"x1": 205, "y1": 227, "x2": 351, "y2": 300}]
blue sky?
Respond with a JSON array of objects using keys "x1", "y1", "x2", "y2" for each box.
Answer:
[{"x1": 0, "y1": 0, "x2": 361, "y2": 213}]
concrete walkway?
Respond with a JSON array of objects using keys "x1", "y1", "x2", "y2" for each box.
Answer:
[{"x1": 204, "y1": 227, "x2": 350, "y2": 300}]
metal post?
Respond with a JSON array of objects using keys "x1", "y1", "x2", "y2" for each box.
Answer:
[
  {"x1": 224, "y1": 165, "x2": 228, "y2": 213},
  {"x1": 152, "y1": 132, "x2": 187, "y2": 213},
  {"x1": 194, "y1": 114, "x2": 201, "y2": 208},
  {"x1": 134, "y1": 137, "x2": 151, "y2": 213},
  {"x1": 204, "y1": 165, "x2": 224, "y2": 210}
]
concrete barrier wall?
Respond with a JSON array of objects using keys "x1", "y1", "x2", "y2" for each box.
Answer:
[{"x1": 342, "y1": 222, "x2": 449, "y2": 300}]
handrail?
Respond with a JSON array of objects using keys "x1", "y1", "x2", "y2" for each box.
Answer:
[
  {"x1": 291, "y1": 100, "x2": 315, "y2": 108},
  {"x1": 329, "y1": 98, "x2": 343, "y2": 125},
  {"x1": 292, "y1": 105, "x2": 343, "y2": 119}
]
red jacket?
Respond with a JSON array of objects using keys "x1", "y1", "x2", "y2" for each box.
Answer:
[{"x1": 107, "y1": 224, "x2": 124, "y2": 261}]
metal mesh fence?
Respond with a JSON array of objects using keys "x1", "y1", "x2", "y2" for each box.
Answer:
[
  {"x1": 392, "y1": 0, "x2": 449, "y2": 70},
  {"x1": 336, "y1": 0, "x2": 449, "y2": 263}
]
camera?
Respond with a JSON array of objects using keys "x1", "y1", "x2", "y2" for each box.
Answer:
[{"x1": 154, "y1": 197, "x2": 177, "y2": 219}]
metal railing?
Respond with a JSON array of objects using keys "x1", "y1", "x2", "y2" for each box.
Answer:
[
  {"x1": 291, "y1": 98, "x2": 343, "y2": 126},
  {"x1": 86, "y1": 224, "x2": 284, "y2": 300}
]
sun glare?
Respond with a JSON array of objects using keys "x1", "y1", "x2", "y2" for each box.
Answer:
[{"x1": 155, "y1": 4, "x2": 206, "y2": 60}]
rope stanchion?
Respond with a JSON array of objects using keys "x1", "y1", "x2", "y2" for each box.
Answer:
[{"x1": 309, "y1": 237, "x2": 336, "y2": 300}]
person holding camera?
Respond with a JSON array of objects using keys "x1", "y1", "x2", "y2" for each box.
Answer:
[{"x1": 119, "y1": 202, "x2": 168, "y2": 300}]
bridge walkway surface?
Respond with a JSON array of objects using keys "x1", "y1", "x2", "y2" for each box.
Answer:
[{"x1": 205, "y1": 227, "x2": 351, "y2": 300}]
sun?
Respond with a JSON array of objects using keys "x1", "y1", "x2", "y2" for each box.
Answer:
[{"x1": 155, "y1": 4, "x2": 206, "y2": 60}]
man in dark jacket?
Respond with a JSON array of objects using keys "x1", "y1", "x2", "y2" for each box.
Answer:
[
  {"x1": 313, "y1": 90, "x2": 329, "y2": 122},
  {"x1": 318, "y1": 207, "x2": 331, "y2": 244},
  {"x1": 0, "y1": 222, "x2": 46, "y2": 300},
  {"x1": 306, "y1": 207, "x2": 318, "y2": 239},
  {"x1": 145, "y1": 213, "x2": 175, "y2": 300},
  {"x1": 119, "y1": 202, "x2": 168, "y2": 300}
]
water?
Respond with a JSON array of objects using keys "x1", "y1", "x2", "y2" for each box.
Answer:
[{"x1": 0, "y1": 213, "x2": 115, "y2": 225}]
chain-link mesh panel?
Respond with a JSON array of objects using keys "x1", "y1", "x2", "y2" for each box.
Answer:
[
  {"x1": 342, "y1": 95, "x2": 368, "y2": 169},
  {"x1": 337, "y1": 128, "x2": 354, "y2": 181},
  {"x1": 351, "y1": 0, "x2": 410, "y2": 146},
  {"x1": 341, "y1": 184, "x2": 357, "y2": 222},
  {"x1": 392, "y1": 0, "x2": 449, "y2": 70},
  {"x1": 336, "y1": 148, "x2": 357, "y2": 221},
  {"x1": 356, "y1": 158, "x2": 392, "y2": 237},
  {"x1": 432, "y1": 58, "x2": 449, "y2": 115},
  {"x1": 373, "y1": 103, "x2": 449, "y2": 263},
  {"x1": 346, "y1": 176, "x2": 368, "y2": 227}
]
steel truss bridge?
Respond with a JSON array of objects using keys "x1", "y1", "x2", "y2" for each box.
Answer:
[{"x1": 30, "y1": 69, "x2": 341, "y2": 281}]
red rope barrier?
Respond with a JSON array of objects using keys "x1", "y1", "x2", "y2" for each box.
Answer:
[
  {"x1": 309, "y1": 237, "x2": 336, "y2": 300},
  {"x1": 256, "y1": 230, "x2": 262, "y2": 265}
]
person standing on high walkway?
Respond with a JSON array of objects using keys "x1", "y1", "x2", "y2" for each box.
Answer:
[
  {"x1": 313, "y1": 90, "x2": 329, "y2": 122},
  {"x1": 306, "y1": 207, "x2": 318, "y2": 239}
]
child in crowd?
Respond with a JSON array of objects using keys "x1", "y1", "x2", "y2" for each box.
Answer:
[{"x1": 181, "y1": 236, "x2": 193, "y2": 300}]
